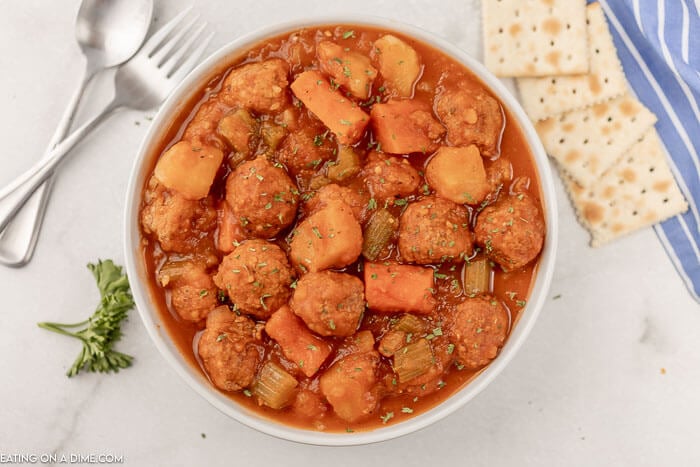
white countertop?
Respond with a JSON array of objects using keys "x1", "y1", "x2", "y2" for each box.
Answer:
[{"x1": 1, "y1": 1, "x2": 699, "y2": 465}]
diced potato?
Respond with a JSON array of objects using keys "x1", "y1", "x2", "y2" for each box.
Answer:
[
  {"x1": 217, "y1": 108, "x2": 257, "y2": 156},
  {"x1": 370, "y1": 100, "x2": 445, "y2": 154},
  {"x1": 373, "y1": 34, "x2": 422, "y2": 97},
  {"x1": 290, "y1": 70, "x2": 370, "y2": 145},
  {"x1": 317, "y1": 41, "x2": 377, "y2": 99},
  {"x1": 216, "y1": 201, "x2": 245, "y2": 253},
  {"x1": 364, "y1": 262, "x2": 436, "y2": 315},
  {"x1": 154, "y1": 141, "x2": 223, "y2": 200},
  {"x1": 425, "y1": 145, "x2": 490, "y2": 205},
  {"x1": 327, "y1": 147, "x2": 361, "y2": 182},
  {"x1": 319, "y1": 351, "x2": 380, "y2": 422},
  {"x1": 289, "y1": 201, "x2": 362, "y2": 272},
  {"x1": 265, "y1": 305, "x2": 333, "y2": 378}
]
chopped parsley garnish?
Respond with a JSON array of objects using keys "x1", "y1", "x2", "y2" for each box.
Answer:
[
  {"x1": 342, "y1": 30, "x2": 355, "y2": 39},
  {"x1": 380, "y1": 412, "x2": 394, "y2": 424}
]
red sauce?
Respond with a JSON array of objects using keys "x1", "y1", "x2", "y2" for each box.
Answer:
[{"x1": 139, "y1": 24, "x2": 544, "y2": 433}]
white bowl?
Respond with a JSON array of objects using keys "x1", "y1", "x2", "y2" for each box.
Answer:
[{"x1": 123, "y1": 15, "x2": 558, "y2": 446}]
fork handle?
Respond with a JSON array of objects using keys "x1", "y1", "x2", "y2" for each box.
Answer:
[{"x1": 0, "y1": 100, "x2": 120, "y2": 234}]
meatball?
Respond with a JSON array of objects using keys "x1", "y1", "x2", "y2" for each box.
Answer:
[
  {"x1": 446, "y1": 295, "x2": 509, "y2": 369},
  {"x1": 289, "y1": 201, "x2": 362, "y2": 272},
  {"x1": 485, "y1": 156, "x2": 512, "y2": 195},
  {"x1": 276, "y1": 128, "x2": 334, "y2": 181},
  {"x1": 290, "y1": 271, "x2": 365, "y2": 337},
  {"x1": 435, "y1": 85, "x2": 504, "y2": 156},
  {"x1": 213, "y1": 240, "x2": 296, "y2": 319},
  {"x1": 398, "y1": 196, "x2": 473, "y2": 264},
  {"x1": 182, "y1": 99, "x2": 228, "y2": 149},
  {"x1": 305, "y1": 184, "x2": 370, "y2": 222},
  {"x1": 474, "y1": 192, "x2": 545, "y2": 271},
  {"x1": 161, "y1": 261, "x2": 218, "y2": 322},
  {"x1": 225, "y1": 156, "x2": 300, "y2": 238},
  {"x1": 319, "y1": 351, "x2": 380, "y2": 422},
  {"x1": 141, "y1": 176, "x2": 217, "y2": 253},
  {"x1": 362, "y1": 151, "x2": 420, "y2": 201},
  {"x1": 198, "y1": 306, "x2": 263, "y2": 392},
  {"x1": 220, "y1": 58, "x2": 289, "y2": 114}
]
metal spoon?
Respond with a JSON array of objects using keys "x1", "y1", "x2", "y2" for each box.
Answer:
[{"x1": 0, "y1": 0, "x2": 153, "y2": 267}]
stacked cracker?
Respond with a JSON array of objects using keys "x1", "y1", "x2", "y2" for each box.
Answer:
[{"x1": 482, "y1": 0, "x2": 687, "y2": 246}]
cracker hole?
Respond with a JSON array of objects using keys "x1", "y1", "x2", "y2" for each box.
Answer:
[
  {"x1": 566, "y1": 23, "x2": 571, "y2": 29},
  {"x1": 595, "y1": 48, "x2": 600, "y2": 54},
  {"x1": 583, "y1": 138, "x2": 589, "y2": 145},
  {"x1": 663, "y1": 198, "x2": 669, "y2": 203},
  {"x1": 632, "y1": 210, "x2": 638, "y2": 216},
  {"x1": 566, "y1": 54, "x2": 573, "y2": 61},
  {"x1": 572, "y1": 89, "x2": 577, "y2": 94},
  {"x1": 607, "y1": 116, "x2": 613, "y2": 122},
  {"x1": 532, "y1": 25, "x2": 537, "y2": 32},
  {"x1": 641, "y1": 189, "x2": 646, "y2": 194},
  {"x1": 649, "y1": 166, "x2": 655, "y2": 172},
  {"x1": 606, "y1": 140, "x2": 613, "y2": 146},
  {"x1": 551, "y1": 78, "x2": 557, "y2": 84},
  {"x1": 499, "y1": 57, "x2": 504, "y2": 63},
  {"x1": 583, "y1": 116, "x2": 589, "y2": 122},
  {"x1": 559, "y1": 138, "x2": 565, "y2": 144},
  {"x1": 498, "y1": 27, "x2": 504, "y2": 34},
  {"x1": 515, "y1": 41, "x2": 521, "y2": 48},
  {"x1": 631, "y1": 117, "x2": 637, "y2": 122},
  {"x1": 515, "y1": 9, "x2": 520, "y2": 17},
  {"x1": 533, "y1": 56, "x2": 539, "y2": 62},
  {"x1": 550, "y1": 40, "x2": 555, "y2": 46},
  {"x1": 540, "y1": 97, "x2": 545, "y2": 103}
]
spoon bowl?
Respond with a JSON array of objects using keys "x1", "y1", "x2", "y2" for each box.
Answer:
[{"x1": 0, "y1": 0, "x2": 153, "y2": 267}]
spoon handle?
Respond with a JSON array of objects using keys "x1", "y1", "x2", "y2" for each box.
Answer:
[
  {"x1": 0, "y1": 100, "x2": 119, "y2": 236},
  {"x1": 0, "y1": 69, "x2": 94, "y2": 266}
]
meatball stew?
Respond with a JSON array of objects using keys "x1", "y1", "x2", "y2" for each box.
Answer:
[{"x1": 139, "y1": 25, "x2": 546, "y2": 432}]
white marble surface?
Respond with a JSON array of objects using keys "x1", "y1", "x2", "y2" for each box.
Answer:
[{"x1": 1, "y1": 1, "x2": 699, "y2": 465}]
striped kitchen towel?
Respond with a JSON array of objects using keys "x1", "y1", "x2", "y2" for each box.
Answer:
[{"x1": 596, "y1": 0, "x2": 700, "y2": 303}]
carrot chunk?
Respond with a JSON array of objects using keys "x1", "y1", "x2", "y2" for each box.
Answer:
[
  {"x1": 364, "y1": 262, "x2": 436, "y2": 314},
  {"x1": 290, "y1": 70, "x2": 370, "y2": 145},
  {"x1": 370, "y1": 100, "x2": 445, "y2": 154},
  {"x1": 265, "y1": 305, "x2": 333, "y2": 377}
]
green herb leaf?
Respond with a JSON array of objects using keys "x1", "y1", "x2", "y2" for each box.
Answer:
[{"x1": 37, "y1": 260, "x2": 135, "y2": 377}]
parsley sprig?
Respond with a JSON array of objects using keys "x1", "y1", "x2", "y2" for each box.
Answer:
[{"x1": 38, "y1": 260, "x2": 135, "y2": 377}]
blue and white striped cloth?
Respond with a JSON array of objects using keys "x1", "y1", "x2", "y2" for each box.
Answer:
[{"x1": 593, "y1": 0, "x2": 700, "y2": 303}]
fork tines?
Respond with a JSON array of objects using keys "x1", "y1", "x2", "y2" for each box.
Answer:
[{"x1": 142, "y1": 7, "x2": 214, "y2": 81}]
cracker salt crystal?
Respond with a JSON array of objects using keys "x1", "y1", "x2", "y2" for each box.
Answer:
[
  {"x1": 517, "y1": 2, "x2": 627, "y2": 121},
  {"x1": 535, "y1": 95, "x2": 657, "y2": 187},
  {"x1": 563, "y1": 129, "x2": 688, "y2": 247},
  {"x1": 482, "y1": 0, "x2": 589, "y2": 77}
]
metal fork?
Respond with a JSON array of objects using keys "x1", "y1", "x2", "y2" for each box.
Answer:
[{"x1": 0, "y1": 8, "x2": 213, "y2": 235}]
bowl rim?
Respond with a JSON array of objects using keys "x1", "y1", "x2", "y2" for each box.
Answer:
[{"x1": 123, "y1": 14, "x2": 558, "y2": 446}]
